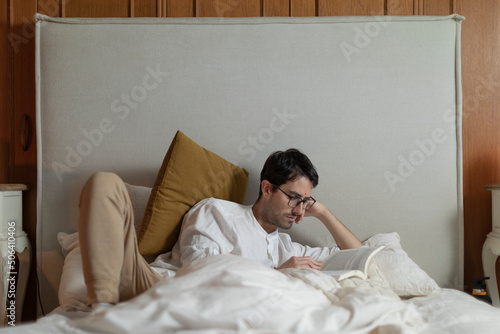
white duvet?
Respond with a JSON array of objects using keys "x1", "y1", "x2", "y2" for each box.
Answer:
[{"x1": 7, "y1": 255, "x2": 500, "y2": 334}]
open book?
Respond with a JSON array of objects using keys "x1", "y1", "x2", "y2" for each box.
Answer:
[{"x1": 320, "y1": 246, "x2": 385, "y2": 281}]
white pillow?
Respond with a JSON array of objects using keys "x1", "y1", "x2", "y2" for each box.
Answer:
[
  {"x1": 57, "y1": 232, "x2": 90, "y2": 311},
  {"x1": 123, "y1": 182, "x2": 152, "y2": 234},
  {"x1": 363, "y1": 232, "x2": 440, "y2": 297}
]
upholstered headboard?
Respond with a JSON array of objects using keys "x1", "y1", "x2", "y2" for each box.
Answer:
[{"x1": 36, "y1": 14, "x2": 463, "y2": 314}]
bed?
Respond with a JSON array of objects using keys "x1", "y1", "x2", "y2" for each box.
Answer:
[{"x1": 5, "y1": 13, "x2": 500, "y2": 333}]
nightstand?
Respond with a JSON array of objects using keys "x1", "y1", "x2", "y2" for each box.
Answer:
[
  {"x1": 484, "y1": 184, "x2": 500, "y2": 307},
  {"x1": 0, "y1": 184, "x2": 31, "y2": 326}
]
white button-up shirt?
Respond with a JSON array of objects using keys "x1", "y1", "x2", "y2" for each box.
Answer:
[{"x1": 151, "y1": 198, "x2": 339, "y2": 275}]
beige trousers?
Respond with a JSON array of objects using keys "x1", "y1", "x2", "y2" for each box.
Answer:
[{"x1": 78, "y1": 172, "x2": 162, "y2": 305}]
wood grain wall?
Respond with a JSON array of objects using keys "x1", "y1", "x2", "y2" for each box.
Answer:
[{"x1": 1, "y1": 0, "x2": 499, "y2": 322}]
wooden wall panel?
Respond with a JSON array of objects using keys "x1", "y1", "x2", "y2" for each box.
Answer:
[
  {"x1": 133, "y1": 0, "x2": 157, "y2": 17},
  {"x1": 196, "y1": 0, "x2": 260, "y2": 17},
  {"x1": 263, "y1": 0, "x2": 289, "y2": 16},
  {"x1": 166, "y1": 0, "x2": 194, "y2": 17},
  {"x1": 290, "y1": 0, "x2": 316, "y2": 17},
  {"x1": 423, "y1": 0, "x2": 453, "y2": 16},
  {"x1": 0, "y1": 0, "x2": 11, "y2": 184},
  {"x1": 63, "y1": 0, "x2": 130, "y2": 17},
  {"x1": 387, "y1": 0, "x2": 414, "y2": 15},
  {"x1": 10, "y1": 0, "x2": 38, "y2": 322},
  {"x1": 37, "y1": 0, "x2": 60, "y2": 17},
  {"x1": 318, "y1": 0, "x2": 385, "y2": 16},
  {"x1": 455, "y1": 0, "x2": 500, "y2": 292}
]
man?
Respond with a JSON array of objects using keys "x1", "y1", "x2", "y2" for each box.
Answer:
[{"x1": 79, "y1": 148, "x2": 361, "y2": 309}]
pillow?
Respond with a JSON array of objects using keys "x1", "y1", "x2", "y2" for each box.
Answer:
[
  {"x1": 138, "y1": 131, "x2": 249, "y2": 256},
  {"x1": 57, "y1": 232, "x2": 90, "y2": 311},
  {"x1": 363, "y1": 232, "x2": 440, "y2": 297},
  {"x1": 123, "y1": 183, "x2": 152, "y2": 234}
]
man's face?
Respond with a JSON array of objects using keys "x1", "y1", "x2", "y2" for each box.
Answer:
[{"x1": 262, "y1": 176, "x2": 314, "y2": 230}]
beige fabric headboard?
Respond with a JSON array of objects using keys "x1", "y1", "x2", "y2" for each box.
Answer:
[{"x1": 36, "y1": 14, "x2": 463, "y2": 314}]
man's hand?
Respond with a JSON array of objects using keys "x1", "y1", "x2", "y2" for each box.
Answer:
[
  {"x1": 303, "y1": 201, "x2": 329, "y2": 221},
  {"x1": 291, "y1": 201, "x2": 328, "y2": 225},
  {"x1": 276, "y1": 256, "x2": 322, "y2": 270}
]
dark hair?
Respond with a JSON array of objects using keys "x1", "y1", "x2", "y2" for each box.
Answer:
[{"x1": 259, "y1": 148, "x2": 319, "y2": 197}]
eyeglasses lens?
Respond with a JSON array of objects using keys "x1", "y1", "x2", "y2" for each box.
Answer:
[{"x1": 289, "y1": 198, "x2": 314, "y2": 210}]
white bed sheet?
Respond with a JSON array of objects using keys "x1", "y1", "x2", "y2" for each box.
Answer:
[{"x1": 7, "y1": 255, "x2": 500, "y2": 334}]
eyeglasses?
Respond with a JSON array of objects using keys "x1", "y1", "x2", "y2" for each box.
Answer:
[{"x1": 276, "y1": 187, "x2": 316, "y2": 210}]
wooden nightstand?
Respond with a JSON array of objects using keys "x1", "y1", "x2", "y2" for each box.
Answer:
[
  {"x1": 0, "y1": 184, "x2": 31, "y2": 326},
  {"x1": 484, "y1": 184, "x2": 500, "y2": 307}
]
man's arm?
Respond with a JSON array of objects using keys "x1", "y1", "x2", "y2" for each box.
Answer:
[
  {"x1": 173, "y1": 199, "x2": 232, "y2": 266},
  {"x1": 301, "y1": 201, "x2": 362, "y2": 250},
  {"x1": 276, "y1": 201, "x2": 361, "y2": 270}
]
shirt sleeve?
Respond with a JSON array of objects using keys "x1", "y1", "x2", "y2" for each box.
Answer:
[
  {"x1": 177, "y1": 199, "x2": 234, "y2": 266},
  {"x1": 278, "y1": 233, "x2": 340, "y2": 263}
]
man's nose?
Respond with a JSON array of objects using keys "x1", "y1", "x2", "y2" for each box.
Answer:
[{"x1": 291, "y1": 202, "x2": 305, "y2": 214}]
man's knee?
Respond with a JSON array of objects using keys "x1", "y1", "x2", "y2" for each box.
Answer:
[
  {"x1": 87, "y1": 171, "x2": 121, "y2": 187},
  {"x1": 85, "y1": 172, "x2": 122, "y2": 192},
  {"x1": 80, "y1": 172, "x2": 125, "y2": 204}
]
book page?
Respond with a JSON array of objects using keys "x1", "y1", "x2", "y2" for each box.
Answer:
[
  {"x1": 320, "y1": 246, "x2": 384, "y2": 274},
  {"x1": 321, "y1": 269, "x2": 367, "y2": 281}
]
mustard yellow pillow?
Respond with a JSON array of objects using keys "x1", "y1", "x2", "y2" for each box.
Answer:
[{"x1": 138, "y1": 131, "x2": 249, "y2": 256}]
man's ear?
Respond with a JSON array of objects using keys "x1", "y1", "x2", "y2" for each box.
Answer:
[{"x1": 261, "y1": 180, "x2": 274, "y2": 198}]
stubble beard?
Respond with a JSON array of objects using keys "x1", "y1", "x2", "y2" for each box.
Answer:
[{"x1": 262, "y1": 205, "x2": 296, "y2": 230}]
